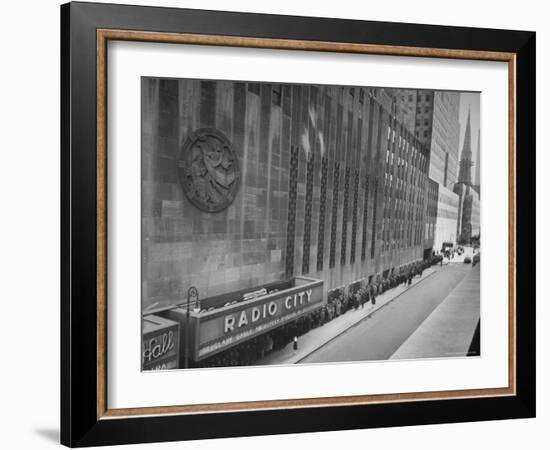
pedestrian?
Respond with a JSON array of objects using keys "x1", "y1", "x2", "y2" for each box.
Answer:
[{"x1": 293, "y1": 336, "x2": 298, "y2": 353}]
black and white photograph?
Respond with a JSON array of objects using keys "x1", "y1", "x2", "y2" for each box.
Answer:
[{"x1": 141, "y1": 78, "x2": 481, "y2": 370}]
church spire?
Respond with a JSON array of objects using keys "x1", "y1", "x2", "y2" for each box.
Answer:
[{"x1": 458, "y1": 108, "x2": 473, "y2": 185}]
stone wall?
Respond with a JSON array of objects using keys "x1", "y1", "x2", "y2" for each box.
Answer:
[{"x1": 142, "y1": 78, "x2": 431, "y2": 310}]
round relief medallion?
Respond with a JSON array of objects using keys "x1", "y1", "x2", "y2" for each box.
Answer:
[{"x1": 177, "y1": 128, "x2": 240, "y2": 213}]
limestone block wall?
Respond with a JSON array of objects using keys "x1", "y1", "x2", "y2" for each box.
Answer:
[{"x1": 142, "y1": 78, "x2": 431, "y2": 310}]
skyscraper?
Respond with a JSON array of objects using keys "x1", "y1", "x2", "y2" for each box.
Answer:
[
  {"x1": 390, "y1": 90, "x2": 462, "y2": 253},
  {"x1": 390, "y1": 89, "x2": 461, "y2": 189}
]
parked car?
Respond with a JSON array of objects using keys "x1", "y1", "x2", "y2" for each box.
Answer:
[{"x1": 464, "y1": 256, "x2": 472, "y2": 264}]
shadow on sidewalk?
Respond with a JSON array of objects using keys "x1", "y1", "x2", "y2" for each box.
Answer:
[
  {"x1": 467, "y1": 320, "x2": 481, "y2": 356},
  {"x1": 257, "y1": 267, "x2": 439, "y2": 366}
]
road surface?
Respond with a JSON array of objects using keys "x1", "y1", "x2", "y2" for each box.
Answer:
[{"x1": 299, "y1": 263, "x2": 474, "y2": 363}]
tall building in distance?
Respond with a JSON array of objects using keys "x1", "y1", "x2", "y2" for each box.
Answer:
[
  {"x1": 424, "y1": 91, "x2": 461, "y2": 190},
  {"x1": 454, "y1": 109, "x2": 481, "y2": 244},
  {"x1": 391, "y1": 89, "x2": 417, "y2": 134},
  {"x1": 391, "y1": 89, "x2": 461, "y2": 253},
  {"x1": 391, "y1": 90, "x2": 461, "y2": 189}
]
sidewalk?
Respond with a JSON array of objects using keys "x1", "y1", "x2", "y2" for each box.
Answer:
[
  {"x1": 390, "y1": 264, "x2": 480, "y2": 360},
  {"x1": 257, "y1": 266, "x2": 438, "y2": 366}
]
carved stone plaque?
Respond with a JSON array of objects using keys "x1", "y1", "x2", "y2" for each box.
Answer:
[{"x1": 178, "y1": 128, "x2": 240, "y2": 213}]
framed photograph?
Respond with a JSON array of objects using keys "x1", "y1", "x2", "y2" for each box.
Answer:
[{"x1": 61, "y1": 1, "x2": 535, "y2": 447}]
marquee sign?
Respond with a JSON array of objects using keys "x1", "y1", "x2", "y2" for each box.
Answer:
[
  {"x1": 161, "y1": 277, "x2": 324, "y2": 362},
  {"x1": 196, "y1": 276, "x2": 323, "y2": 359}
]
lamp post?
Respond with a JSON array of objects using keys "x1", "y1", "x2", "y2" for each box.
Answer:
[{"x1": 185, "y1": 286, "x2": 199, "y2": 369}]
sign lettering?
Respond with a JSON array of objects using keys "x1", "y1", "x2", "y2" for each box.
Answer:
[
  {"x1": 223, "y1": 290, "x2": 312, "y2": 334},
  {"x1": 142, "y1": 330, "x2": 175, "y2": 363}
]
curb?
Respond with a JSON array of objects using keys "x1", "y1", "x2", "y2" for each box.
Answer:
[{"x1": 295, "y1": 269, "x2": 438, "y2": 363}]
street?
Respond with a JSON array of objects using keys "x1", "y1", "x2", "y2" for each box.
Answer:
[{"x1": 300, "y1": 262, "x2": 477, "y2": 363}]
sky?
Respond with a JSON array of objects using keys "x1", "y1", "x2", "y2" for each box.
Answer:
[{"x1": 458, "y1": 92, "x2": 481, "y2": 181}]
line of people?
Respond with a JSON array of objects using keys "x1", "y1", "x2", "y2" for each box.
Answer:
[{"x1": 195, "y1": 255, "x2": 443, "y2": 368}]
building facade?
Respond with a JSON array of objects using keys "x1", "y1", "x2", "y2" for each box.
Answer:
[
  {"x1": 433, "y1": 185, "x2": 459, "y2": 252},
  {"x1": 454, "y1": 183, "x2": 480, "y2": 243},
  {"x1": 391, "y1": 89, "x2": 462, "y2": 252},
  {"x1": 427, "y1": 91, "x2": 461, "y2": 190},
  {"x1": 142, "y1": 78, "x2": 431, "y2": 314},
  {"x1": 391, "y1": 89, "x2": 417, "y2": 133},
  {"x1": 424, "y1": 178, "x2": 438, "y2": 257},
  {"x1": 390, "y1": 89, "x2": 461, "y2": 190}
]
